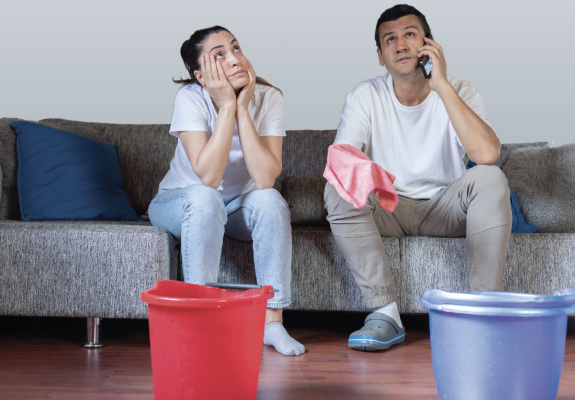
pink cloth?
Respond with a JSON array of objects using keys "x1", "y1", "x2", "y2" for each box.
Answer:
[{"x1": 323, "y1": 144, "x2": 398, "y2": 212}]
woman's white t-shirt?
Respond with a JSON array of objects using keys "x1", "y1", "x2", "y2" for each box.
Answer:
[{"x1": 158, "y1": 83, "x2": 286, "y2": 202}]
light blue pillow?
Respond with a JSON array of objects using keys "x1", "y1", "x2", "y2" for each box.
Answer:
[
  {"x1": 13, "y1": 121, "x2": 142, "y2": 221},
  {"x1": 467, "y1": 160, "x2": 536, "y2": 234}
]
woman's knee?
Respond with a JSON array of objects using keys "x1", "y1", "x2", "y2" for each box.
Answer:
[
  {"x1": 249, "y1": 189, "x2": 290, "y2": 220},
  {"x1": 181, "y1": 185, "x2": 226, "y2": 219},
  {"x1": 182, "y1": 184, "x2": 222, "y2": 202}
]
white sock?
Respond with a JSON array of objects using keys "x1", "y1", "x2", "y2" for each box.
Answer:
[
  {"x1": 374, "y1": 301, "x2": 404, "y2": 329},
  {"x1": 263, "y1": 322, "x2": 305, "y2": 356}
]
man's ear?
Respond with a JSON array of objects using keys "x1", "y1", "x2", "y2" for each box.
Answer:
[
  {"x1": 193, "y1": 70, "x2": 205, "y2": 87},
  {"x1": 376, "y1": 48, "x2": 385, "y2": 67}
]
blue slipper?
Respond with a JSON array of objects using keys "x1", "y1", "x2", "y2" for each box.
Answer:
[{"x1": 348, "y1": 312, "x2": 406, "y2": 351}]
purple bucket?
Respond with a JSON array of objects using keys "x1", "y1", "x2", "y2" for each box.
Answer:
[{"x1": 421, "y1": 288, "x2": 575, "y2": 400}]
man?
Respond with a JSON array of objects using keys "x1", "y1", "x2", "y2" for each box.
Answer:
[{"x1": 324, "y1": 4, "x2": 512, "y2": 351}]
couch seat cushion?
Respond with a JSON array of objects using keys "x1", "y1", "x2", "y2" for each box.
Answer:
[
  {"x1": 281, "y1": 176, "x2": 329, "y2": 227},
  {"x1": 400, "y1": 234, "x2": 575, "y2": 313},
  {"x1": 215, "y1": 227, "x2": 401, "y2": 311},
  {"x1": 0, "y1": 220, "x2": 177, "y2": 318}
]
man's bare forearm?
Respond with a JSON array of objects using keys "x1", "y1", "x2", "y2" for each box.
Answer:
[{"x1": 436, "y1": 84, "x2": 500, "y2": 165}]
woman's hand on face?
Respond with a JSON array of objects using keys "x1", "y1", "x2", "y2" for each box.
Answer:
[
  {"x1": 200, "y1": 54, "x2": 237, "y2": 111},
  {"x1": 236, "y1": 60, "x2": 256, "y2": 112}
]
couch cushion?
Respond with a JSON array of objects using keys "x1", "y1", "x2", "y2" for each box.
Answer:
[
  {"x1": 503, "y1": 233, "x2": 575, "y2": 295},
  {"x1": 0, "y1": 118, "x2": 178, "y2": 219},
  {"x1": 400, "y1": 234, "x2": 575, "y2": 313},
  {"x1": 274, "y1": 130, "x2": 336, "y2": 190},
  {"x1": 216, "y1": 227, "x2": 400, "y2": 311},
  {"x1": 501, "y1": 144, "x2": 575, "y2": 233},
  {"x1": 467, "y1": 160, "x2": 537, "y2": 234},
  {"x1": 399, "y1": 237, "x2": 469, "y2": 313},
  {"x1": 0, "y1": 220, "x2": 177, "y2": 318},
  {"x1": 496, "y1": 142, "x2": 549, "y2": 168},
  {"x1": 280, "y1": 176, "x2": 329, "y2": 227},
  {"x1": 37, "y1": 119, "x2": 177, "y2": 217},
  {"x1": 13, "y1": 121, "x2": 141, "y2": 221},
  {"x1": 463, "y1": 142, "x2": 549, "y2": 172},
  {"x1": 0, "y1": 118, "x2": 21, "y2": 220}
]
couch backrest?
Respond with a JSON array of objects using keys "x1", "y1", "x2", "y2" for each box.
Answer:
[
  {"x1": 0, "y1": 120, "x2": 339, "y2": 219},
  {"x1": 0, "y1": 118, "x2": 177, "y2": 219},
  {"x1": 502, "y1": 144, "x2": 575, "y2": 233},
  {"x1": 495, "y1": 142, "x2": 549, "y2": 168},
  {"x1": 1, "y1": 118, "x2": 23, "y2": 220},
  {"x1": 0, "y1": 118, "x2": 556, "y2": 222},
  {"x1": 275, "y1": 130, "x2": 337, "y2": 187}
]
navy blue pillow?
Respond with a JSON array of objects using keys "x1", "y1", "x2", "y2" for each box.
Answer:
[
  {"x1": 13, "y1": 121, "x2": 142, "y2": 221},
  {"x1": 467, "y1": 160, "x2": 536, "y2": 234}
]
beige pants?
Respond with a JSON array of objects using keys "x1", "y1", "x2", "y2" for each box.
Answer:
[{"x1": 324, "y1": 165, "x2": 512, "y2": 308}]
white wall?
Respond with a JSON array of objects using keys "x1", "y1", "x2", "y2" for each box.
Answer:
[{"x1": 1, "y1": 0, "x2": 573, "y2": 146}]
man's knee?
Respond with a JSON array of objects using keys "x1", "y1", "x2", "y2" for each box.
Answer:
[
  {"x1": 324, "y1": 182, "x2": 335, "y2": 209},
  {"x1": 465, "y1": 166, "x2": 512, "y2": 225},
  {"x1": 466, "y1": 165, "x2": 508, "y2": 189},
  {"x1": 324, "y1": 181, "x2": 350, "y2": 215},
  {"x1": 324, "y1": 181, "x2": 375, "y2": 226},
  {"x1": 324, "y1": 181, "x2": 343, "y2": 218}
]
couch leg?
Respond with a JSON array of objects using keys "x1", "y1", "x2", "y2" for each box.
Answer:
[{"x1": 83, "y1": 317, "x2": 104, "y2": 348}]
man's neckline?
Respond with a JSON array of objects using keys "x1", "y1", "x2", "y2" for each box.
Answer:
[{"x1": 387, "y1": 73, "x2": 436, "y2": 111}]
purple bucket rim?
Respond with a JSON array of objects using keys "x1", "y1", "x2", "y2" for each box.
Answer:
[{"x1": 420, "y1": 288, "x2": 575, "y2": 317}]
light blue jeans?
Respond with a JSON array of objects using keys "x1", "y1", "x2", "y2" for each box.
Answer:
[{"x1": 148, "y1": 184, "x2": 292, "y2": 308}]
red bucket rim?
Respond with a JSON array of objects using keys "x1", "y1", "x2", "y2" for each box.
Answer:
[{"x1": 141, "y1": 280, "x2": 274, "y2": 308}]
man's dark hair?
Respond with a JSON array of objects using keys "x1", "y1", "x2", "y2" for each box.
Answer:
[{"x1": 374, "y1": 4, "x2": 432, "y2": 50}]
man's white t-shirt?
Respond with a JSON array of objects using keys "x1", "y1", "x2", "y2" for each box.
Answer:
[
  {"x1": 158, "y1": 83, "x2": 286, "y2": 202},
  {"x1": 334, "y1": 72, "x2": 493, "y2": 199}
]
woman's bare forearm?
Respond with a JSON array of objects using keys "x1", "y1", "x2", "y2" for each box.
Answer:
[
  {"x1": 182, "y1": 105, "x2": 236, "y2": 188},
  {"x1": 236, "y1": 108, "x2": 282, "y2": 189}
]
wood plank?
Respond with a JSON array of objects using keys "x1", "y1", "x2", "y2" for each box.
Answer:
[{"x1": 0, "y1": 315, "x2": 573, "y2": 399}]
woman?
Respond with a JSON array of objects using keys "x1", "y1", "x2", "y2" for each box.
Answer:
[{"x1": 148, "y1": 26, "x2": 304, "y2": 356}]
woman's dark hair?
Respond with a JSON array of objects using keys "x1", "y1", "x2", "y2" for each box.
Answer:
[
  {"x1": 374, "y1": 4, "x2": 432, "y2": 50},
  {"x1": 173, "y1": 25, "x2": 281, "y2": 94}
]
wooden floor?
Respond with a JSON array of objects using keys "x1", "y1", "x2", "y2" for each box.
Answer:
[{"x1": 0, "y1": 313, "x2": 574, "y2": 400}]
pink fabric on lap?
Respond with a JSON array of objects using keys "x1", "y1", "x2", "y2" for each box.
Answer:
[{"x1": 323, "y1": 144, "x2": 398, "y2": 212}]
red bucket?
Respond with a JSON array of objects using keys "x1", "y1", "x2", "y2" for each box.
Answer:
[{"x1": 141, "y1": 280, "x2": 274, "y2": 400}]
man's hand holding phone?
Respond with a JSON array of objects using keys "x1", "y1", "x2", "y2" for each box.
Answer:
[{"x1": 417, "y1": 37, "x2": 449, "y2": 93}]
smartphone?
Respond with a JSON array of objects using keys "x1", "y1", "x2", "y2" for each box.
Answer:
[{"x1": 419, "y1": 33, "x2": 433, "y2": 80}]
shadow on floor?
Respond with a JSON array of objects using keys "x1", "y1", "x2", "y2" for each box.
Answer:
[
  {"x1": 0, "y1": 315, "x2": 149, "y2": 342},
  {"x1": 1, "y1": 313, "x2": 572, "y2": 342},
  {"x1": 283, "y1": 310, "x2": 430, "y2": 332}
]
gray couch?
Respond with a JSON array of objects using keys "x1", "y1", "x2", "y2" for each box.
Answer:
[{"x1": 1, "y1": 118, "x2": 574, "y2": 333}]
